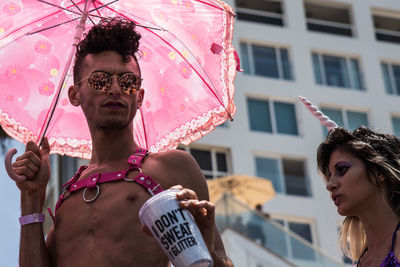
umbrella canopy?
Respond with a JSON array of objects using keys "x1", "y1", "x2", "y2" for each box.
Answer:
[
  {"x1": 0, "y1": 0, "x2": 237, "y2": 159},
  {"x1": 207, "y1": 174, "x2": 276, "y2": 208}
]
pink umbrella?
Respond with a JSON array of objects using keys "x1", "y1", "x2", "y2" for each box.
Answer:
[{"x1": 0, "y1": 0, "x2": 238, "y2": 181}]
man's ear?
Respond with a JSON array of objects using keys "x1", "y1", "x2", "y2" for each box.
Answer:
[
  {"x1": 68, "y1": 85, "x2": 81, "y2": 106},
  {"x1": 137, "y1": 88, "x2": 145, "y2": 109}
]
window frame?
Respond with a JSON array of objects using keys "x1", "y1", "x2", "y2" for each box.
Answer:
[
  {"x1": 254, "y1": 154, "x2": 311, "y2": 197},
  {"x1": 372, "y1": 9, "x2": 400, "y2": 44},
  {"x1": 320, "y1": 106, "x2": 369, "y2": 134},
  {"x1": 391, "y1": 115, "x2": 400, "y2": 137},
  {"x1": 240, "y1": 41, "x2": 293, "y2": 81},
  {"x1": 270, "y1": 215, "x2": 317, "y2": 260},
  {"x1": 304, "y1": 1, "x2": 354, "y2": 37},
  {"x1": 179, "y1": 145, "x2": 232, "y2": 179},
  {"x1": 312, "y1": 51, "x2": 365, "y2": 90},
  {"x1": 235, "y1": 0, "x2": 285, "y2": 26},
  {"x1": 381, "y1": 61, "x2": 400, "y2": 95},
  {"x1": 247, "y1": 97, "x2": 299, "y2": 136}
]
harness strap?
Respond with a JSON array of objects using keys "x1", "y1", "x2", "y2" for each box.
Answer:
[
  {"x1": 133, "y1": 173, "x2": 164, "y2": 195},
  {"x1": 54, "y1": 165, "x2": 88, "y2": 214},
  {"x1": 53, "y1": 148, "x2": 164, "y2": 217},
  {"x1": 68, "y1": 170, "x2": 128, "y2": 192},
  {"x1": 63, "y1": 165, "x2": 88, "y2": 189},
  {"x1": 127, "y1": 147, "x2": 148, "y2": 169}
]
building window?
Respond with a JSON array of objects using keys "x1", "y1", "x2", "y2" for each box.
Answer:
[
  {"x1": 274, "y1": 218, "x2": 316, "y2": 260},
  {"x1": 342, "y1": 254, "x2": 353, "y2": 264},
  {"x1": 240, "y1": 42, "x2": 293, "y2": 81},
  {"x1": 304, "y1": 1, "x2": 353, "y2": 37},
  {"x1": 312, "y1": 52, "x2": 364, "y2": 90},
  {"x1": 247, "y1": 98, "x2": 298, "y2": 135},
  {"x1": 0, "y1": 126, "x2": 7, "y2": 137},
  {"x1": 334, "y1": 226, "x2": 353, "y2": 264},
  {"x1": 392, "y1": 116, "x2": 400, "y2": 137},
  {"x1": 381, "y1": 62, "x2": 400, "y2": 95},
  {"x1": 373, "y1": 10, "x2": 400, "y2": 44},
  {"x1": 255, "y1": 156, "x2": 309, "y2": 196},
  {"x1": 320, "y1": 107, "x2": 369, "y2": 135},
  {"x1": 235, "y1": 0, "x2": 284, "y2": 26},
  {"x1": 57, "y1": 156, "x2": 89, "y2": 193},
  {"x1": 218, "y1": 120, "x2": 230, "y2": 128},
  {"x1": 179, "y1": 146, "x2": 230, "y2": 179}
]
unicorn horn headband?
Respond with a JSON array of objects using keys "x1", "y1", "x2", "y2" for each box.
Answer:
[{"x1": 298, "y1": 96, "x2": 338, "y2": 131}]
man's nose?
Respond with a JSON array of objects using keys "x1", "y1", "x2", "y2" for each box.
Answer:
[{"x1": 107, "y1": 76, "x2": 122, "y2": 96}]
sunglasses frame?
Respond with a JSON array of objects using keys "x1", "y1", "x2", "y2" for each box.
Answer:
[{"x1": 76, "y1": 71, "x2": 143, "y2": 95}]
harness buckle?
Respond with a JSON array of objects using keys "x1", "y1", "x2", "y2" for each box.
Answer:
[
  {"x1": 124, "y1": 168, "x2": 142, "y2": 182},
  {"x1": 151, "y1": 184, "x2": 160, "y2": 192}
]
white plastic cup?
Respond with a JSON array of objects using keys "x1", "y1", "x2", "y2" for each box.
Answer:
[{"x1": 139, "y1": 189, "x2": 213, "y2": 267}]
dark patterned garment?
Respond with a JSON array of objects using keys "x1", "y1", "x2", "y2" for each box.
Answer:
[
  {"x1": 380, "y1": 250, "x2": 400, "y2": 267},
  {"x1": 357, "y1": 223, "x2": 400, "y2": 267}
]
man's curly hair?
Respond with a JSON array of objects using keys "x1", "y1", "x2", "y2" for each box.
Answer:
[{"x1": 73, "y1": 17, "x2": 142, "y2": 84}]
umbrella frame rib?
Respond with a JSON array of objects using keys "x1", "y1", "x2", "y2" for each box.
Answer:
[{"x1": 37, "y1": 0, "x2": 91, "y2": 145}]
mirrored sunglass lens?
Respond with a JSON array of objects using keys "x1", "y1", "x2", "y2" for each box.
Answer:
[
  {"x1": 88, "y1": 72, "x2": 110, "y2": 91},
  {"x1": 119, "y1": 73, "x2": 140, "y2": 94}
]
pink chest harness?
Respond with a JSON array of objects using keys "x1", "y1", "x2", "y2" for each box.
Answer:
[{"x1": 52, "y1": 148, "x2": 164, "y2": 217}]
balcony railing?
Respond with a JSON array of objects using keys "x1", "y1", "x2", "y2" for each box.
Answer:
[
  {"x1": 214, "y1": 193, "x2": 346, "y2": 267},
  {"x1": 236, "y1": 7, "x2": 284, "y2": 26},
  {"x1": 375, "y1": 28, "x2": 400, "y2": 44},
  {"x1": 306, "y1": 18, "x2": 353, "y2": 37}
]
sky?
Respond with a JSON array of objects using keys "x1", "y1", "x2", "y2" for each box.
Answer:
[{"x1": 0, "y1": 139, "x2": 25, "y2": 267}]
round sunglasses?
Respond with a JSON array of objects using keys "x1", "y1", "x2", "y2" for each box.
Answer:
[{"x1": 76, "y1": 71, "x2": 142, "y2": 95}]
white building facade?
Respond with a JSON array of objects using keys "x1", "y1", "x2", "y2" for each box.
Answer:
[
  {"x1": 193, "y1": 0, "x2": 400, "y2": 265},
  {"x1": 45, "y1": 0, "x2": 400, "y2": 265}
]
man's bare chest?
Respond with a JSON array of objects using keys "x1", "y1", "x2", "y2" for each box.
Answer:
[
  {"x1": 56, "y1": 180, "x2": 149, "y2": 236},
  {"x1": 53, "y1": 181, "x2": 170, "y2": 266}
]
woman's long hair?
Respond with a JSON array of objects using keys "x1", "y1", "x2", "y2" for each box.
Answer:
[{"x1": 317, "y1": 126, "x2": 400, "y2": 261}]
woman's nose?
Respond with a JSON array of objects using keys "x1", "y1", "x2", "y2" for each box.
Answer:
[{"x1": 326, "y1": 178, "x2": 337, "y2": 192}]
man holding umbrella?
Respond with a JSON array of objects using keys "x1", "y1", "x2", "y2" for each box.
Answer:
[{"x1": 12, "y1": 17, "x2": 232, "y2": 267}]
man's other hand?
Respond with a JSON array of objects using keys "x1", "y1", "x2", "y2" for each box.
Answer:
[{"x1": 13, "y1": 137, "x2": 50, "y2": 194}]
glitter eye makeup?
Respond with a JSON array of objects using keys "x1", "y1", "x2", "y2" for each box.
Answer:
[{"x1": 335, "y1": 162, "x2": 352, "y2": 176}]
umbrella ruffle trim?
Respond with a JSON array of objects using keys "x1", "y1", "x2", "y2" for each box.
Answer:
[
  {"x1": 150, "y1": 1, "x2": 237, "y2": 153},
  {"x1": 0, "y1": 0, "x2": 238, "y2": 159},
  {"x1": 48, "y1": 138, "x2": 92, "y2": 159},
  {"x1": 1, "y1": 105, "x2": 231, "y2": 158},
  {"x1": 218, "y1": 0, "x2": 237, "y2": 119},
  {"x1": 149, "y1": 104, "x2": 232, "y2": 152},
  {"x1": 0, "y1": 109, "x2": 92, "y2": 159},
  {"x1": 0, "y1": 109, "x2": 36, "y2": 144}
]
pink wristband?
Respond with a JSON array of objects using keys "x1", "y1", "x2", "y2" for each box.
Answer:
[{"x1": 19, "y1": 213, "x2": 45, "y2": 226}]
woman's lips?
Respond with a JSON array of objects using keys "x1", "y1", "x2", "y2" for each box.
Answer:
[{"x1": 333, "y1": 195, "x2": 342, "y2": 206}]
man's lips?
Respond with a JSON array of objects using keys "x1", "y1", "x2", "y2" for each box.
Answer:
[{"x1": 102, "y1": 101, "x2": 125, "y2": 109}]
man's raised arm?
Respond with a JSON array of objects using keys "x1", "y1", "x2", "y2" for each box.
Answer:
[
  {"x1": 13, "y1": 139, "x2": 52, "y2": 267},
  {"x1": 166, "y1": 150, "x2": 234, "y2": 267}
]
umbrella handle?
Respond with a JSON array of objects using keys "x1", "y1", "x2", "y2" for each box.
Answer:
[{"x1": 5, "y1": 148, "x2": 27, "y2": 182}]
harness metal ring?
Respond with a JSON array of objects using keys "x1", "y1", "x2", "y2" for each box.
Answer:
[
  {"x1": 124, "y1": 167, "x2": 143, "y2": 182},
  {"x1": 83, "y1": 185, "x2": 100, "y2": 203}
]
